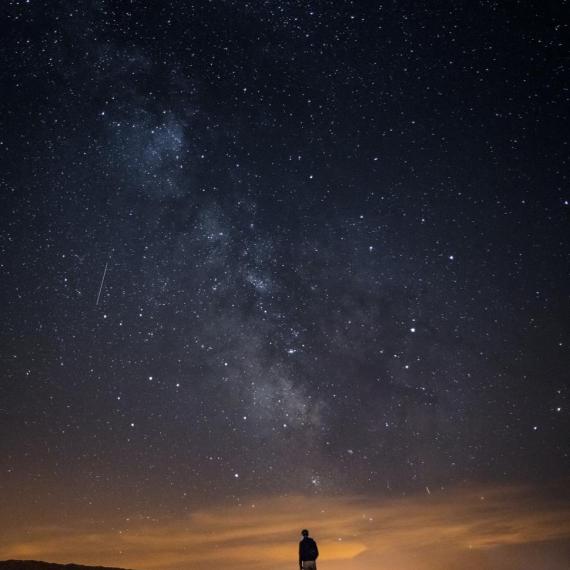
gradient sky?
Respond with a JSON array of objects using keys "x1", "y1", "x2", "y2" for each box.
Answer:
[{"x1": 0, "y1": 1, "x2": 569, "y2": 569}]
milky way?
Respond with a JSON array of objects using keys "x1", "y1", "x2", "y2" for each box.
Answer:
[{"x1": 0, "y1": 1, "x2": 568, "y2": 567}]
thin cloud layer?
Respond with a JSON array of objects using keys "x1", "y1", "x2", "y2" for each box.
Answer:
[{"x1": 2, "y1": 484, "x2": 569, "y2": 570}]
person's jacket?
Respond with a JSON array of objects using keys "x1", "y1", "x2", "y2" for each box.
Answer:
[{"x1": 299, "y1": 536, "x2": 319, "y2": 563}]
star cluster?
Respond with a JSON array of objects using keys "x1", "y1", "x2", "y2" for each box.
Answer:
[{"x1": 0, "y1": 0, "x2": 568, "y2": 526}]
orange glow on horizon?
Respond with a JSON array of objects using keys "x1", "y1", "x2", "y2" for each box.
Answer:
[{"x1": 1, "y1": 484, "x2": 569, "y2": 570}]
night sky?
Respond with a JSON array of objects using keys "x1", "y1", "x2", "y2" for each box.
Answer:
[{"x1": 1, "y1": 1, "x2": 569, "y2": 569}]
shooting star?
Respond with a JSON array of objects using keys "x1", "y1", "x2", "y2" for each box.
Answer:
[{"x1": 96, "y1": 262, "x2": 108, "y2": 306}]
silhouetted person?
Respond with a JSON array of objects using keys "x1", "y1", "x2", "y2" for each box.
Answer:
[{"x1": 299, "y1": 528, "x2": 319, "y2": 569}]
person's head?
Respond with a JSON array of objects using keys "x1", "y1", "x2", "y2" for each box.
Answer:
[{"x1": 301, "y1": 529, "x2": 309, "y2": 537}]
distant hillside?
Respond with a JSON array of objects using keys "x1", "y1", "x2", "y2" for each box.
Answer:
[{"x1": 0, "y1": 562, "x2": 134, "y2": 570}]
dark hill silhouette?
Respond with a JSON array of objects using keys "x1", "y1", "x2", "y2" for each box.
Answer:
[{"x1": 0, "y1": 562, "x2": 135, "y2": 570}]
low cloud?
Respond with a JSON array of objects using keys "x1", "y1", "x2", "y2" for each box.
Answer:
[{"x1": 2, "y1": 484, "x2": 569, "y2": 570}]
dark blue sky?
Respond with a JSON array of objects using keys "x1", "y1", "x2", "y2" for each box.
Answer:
[{"x1": 0, "y1": 0, "x2": 568, "y2": 527}]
